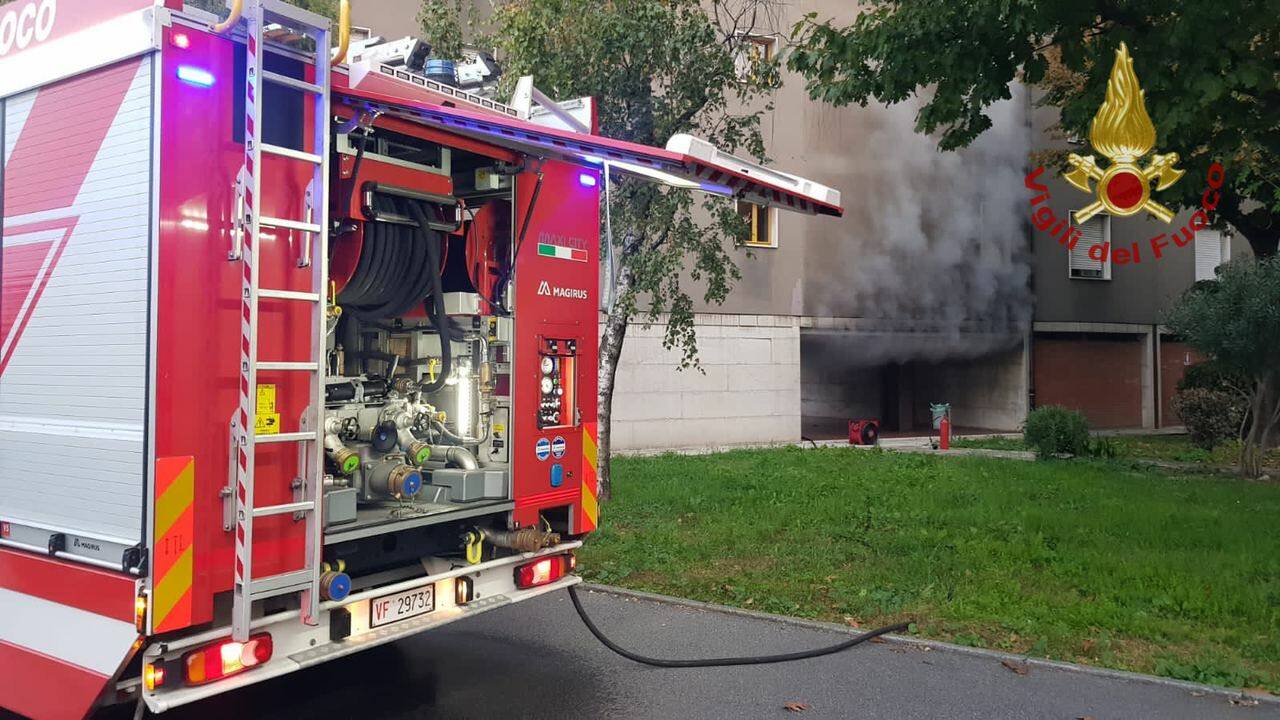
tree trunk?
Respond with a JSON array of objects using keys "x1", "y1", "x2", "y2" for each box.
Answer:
[
  {"x1": 597, "y1": 261, "x2": 636, "y2": 502},
  {"x1": 1242, "y1": 375, "x2": 1279, "y2": 478}
]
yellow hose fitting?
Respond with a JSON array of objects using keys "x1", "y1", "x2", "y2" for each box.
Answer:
[
  {"x1": 211, "y1": 0, "x2": 243, "y2": 33},
  {"x1": 331, "y1": 0, "x2": 351, "y2": 66}
]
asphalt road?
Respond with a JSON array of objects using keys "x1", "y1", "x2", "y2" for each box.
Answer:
[{"x1": 96, "y1": 586, "x2": 1277, "y2": 720}]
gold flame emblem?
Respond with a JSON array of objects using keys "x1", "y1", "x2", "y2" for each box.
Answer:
[{"x1": 1065, "y1": 42, "x2": 1184, "y2": 223}]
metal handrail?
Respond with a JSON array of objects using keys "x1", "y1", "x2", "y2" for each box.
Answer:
[{"x1": 331, "y1": 0, "x2": 351, "y2": 66}]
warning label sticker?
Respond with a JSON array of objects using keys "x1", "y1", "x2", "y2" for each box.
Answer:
[{"x1": 256, "y1": 384, "x2": 280, "y2": 435}]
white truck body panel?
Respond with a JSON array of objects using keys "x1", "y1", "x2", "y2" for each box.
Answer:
[{"x1": 0, "y1": 56, "x2": 155, "y2": 552}]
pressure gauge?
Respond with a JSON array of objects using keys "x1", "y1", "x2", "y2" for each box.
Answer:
[
  {"x1": 540, "y1": 376, "x2": 554, "y2": 394},
  {"x1": 540, "y1": 356, "x2": 555, "y2": 374}
]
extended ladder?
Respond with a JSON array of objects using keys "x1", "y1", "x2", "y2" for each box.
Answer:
[{"x1": 224, "y1": 0, "x2": 332, "y2": 642}]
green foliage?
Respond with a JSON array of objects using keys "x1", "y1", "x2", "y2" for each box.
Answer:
[
  {"x1": 484, "y1": 0, "x2": 776, "y2": 368},
  {"x1": 787, "y1": 1, "x2": 1280, "y2": 256},
  {"x1": 954, "y1": 432, "x2": 1280, "y2": 470},
  {"x1": 1087, "y1": 435, "x2": 1119, "y2": 460},
  {"x1": 583, "y1": 447, "x2": 1280, "y2": 692},
  {"x1": 1023, "y1": 406, "x2": 1091, "y2": 458},
  {"x1": 1165, "y1": 259, "x2": 1280, "y2": 384},
  {"x1": 1178, "y1": 361, "x2": 1247, "y2": 394},
  {"x1": 416, "y1": 0, "x2": 469, "y2": 62},
  {"x1": 1172, "y1": 388, "x2": 1244, "y2": 451},
  {"x1": 1165, "y1": 258, "x2": 1280, "y2": 474},
  {"x1": 1155, "y1": 653, "x2": 1268, "y2": 690}
]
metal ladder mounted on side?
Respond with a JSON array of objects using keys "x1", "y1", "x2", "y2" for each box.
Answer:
[{"x1": 223, "y1": 0, "x2": 334, "y2": 643}]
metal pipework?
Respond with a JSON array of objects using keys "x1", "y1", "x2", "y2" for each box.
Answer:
[
  {"x1": 366, "y1": 461, "x2": 423, "y2": 499},
  {"x1": 431, "y1": 418, "x2": 490, "y2": 448},
  {"x1": 381, "y1": 405, "x2": 434, "y2": 465},
  {"x1": 397, "y1": 428, "x2": 432, "y2": 466},
  {"x1": 475, "y1": 527, "x2": 562, "y2": 553},
  {"x1": 429, "y1": 445, "x2": 478, "y2": 470},
  {"x1": 324, "y1": 433, "x2": 360, "y2": 475}
]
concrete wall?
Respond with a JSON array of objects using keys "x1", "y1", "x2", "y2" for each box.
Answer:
[
  {"x1": 350, "y1": 0, "x2": 421, "y2": 35},
  {"x1": 910, "y1": 345, "x2": 1029, "y2": 431},
  {"x1": 801, "y1": 360, "x2": 881, "y2": 437},
  {"x1": 608, "y1": 313, "x2": 800, "y2": 451},
  {"x1": 799, "y1": 338, "x2": 1029, "y2": 435}
]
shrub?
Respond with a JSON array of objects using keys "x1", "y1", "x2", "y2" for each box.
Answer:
[
  {"x1": 1178, "y1": 361, "x2": 1246, "y2": 394},
  {"x1": 1024, "y1": 406, "x2": 1091, "y2": 458},
  {"x1": 1171, "y1": 388, "x2": 1243, "y2": 451},
  {"x1": 1088, "y1": 435, "x2": 1119, "y2": 460}
]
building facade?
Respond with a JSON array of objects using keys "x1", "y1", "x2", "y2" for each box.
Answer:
[{"x1": 351, "y1": 1, "x2": 1235, "y2": 448}]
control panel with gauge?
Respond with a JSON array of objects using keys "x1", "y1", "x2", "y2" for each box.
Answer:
[{"x1": 536, "y1": 337, "x2": 577, "y2": 429}]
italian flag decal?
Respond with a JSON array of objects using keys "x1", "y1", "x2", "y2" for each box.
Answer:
[{"x1": 537, "y1": 242, "x2": 587, "y2": 263}]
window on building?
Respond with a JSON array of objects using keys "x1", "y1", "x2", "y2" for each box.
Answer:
[
  {"x1": 734, "y1": 34, "x2": 777, "y2": 83},
  {"x1": 1194, "y1": 229, "x2": 1230, "y2": 281},
  {"x1": 737, "y1": 201, "x2": 777, "y2": 248},
  {"x1": 1069, "y1": 214, "x2": 1111, "y2": 280}
]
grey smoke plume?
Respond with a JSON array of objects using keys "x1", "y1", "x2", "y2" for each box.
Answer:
[{"x1": 802, "y1": 87, "x2": 1032, "y2": 365}]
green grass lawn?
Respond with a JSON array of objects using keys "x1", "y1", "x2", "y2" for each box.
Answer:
[
  {"x1": 580, "y1": 447, "x2": 1280, "y2": 691},
  {"x1": 952, "y1": 433, "x2": 1280, "y2": 471},
  {"x1": 950, "y1": 435, "x2": 1031, "y2": 452}
]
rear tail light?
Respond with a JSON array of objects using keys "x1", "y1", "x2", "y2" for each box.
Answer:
[
  {"x1": 455, "y1": 576, "x2": 474, "y2": 605},
  {"x1": 514, "y1": 553, "x2": 573, "y2": 589},
  {"x1": 182, "y1": 633, "x2": 273, "y2": 685},
  {"x1": 134, "y1": 593, "x2": 149, "y2": 632},
  {"x1": 143, "y1": 661, "x2": 166, "y2": 691}
]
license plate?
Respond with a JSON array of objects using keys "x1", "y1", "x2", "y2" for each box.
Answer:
[{"x1": 370, "y1": 585, "x2": 435, "y2": 628}]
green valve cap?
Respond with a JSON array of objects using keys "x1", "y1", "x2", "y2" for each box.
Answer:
[
  {"x1": 340, "y1": 454, "x2": 360, "y2": 475},
  {"x1": 412, "y1": 444, "x2": 432, "y2": 465}
]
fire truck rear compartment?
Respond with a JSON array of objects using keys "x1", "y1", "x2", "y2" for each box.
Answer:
[{"x1": 318, "y1": 122, "x2": 525, "y2": 573}]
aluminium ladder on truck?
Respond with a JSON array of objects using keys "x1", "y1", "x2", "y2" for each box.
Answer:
[{"x1": 224, "y1": 0, "x2": 332, "y2": 642}]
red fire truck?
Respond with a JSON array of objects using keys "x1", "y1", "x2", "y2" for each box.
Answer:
[{"x1": 0, "y1": 1, "x2": 842, "y2": 717}]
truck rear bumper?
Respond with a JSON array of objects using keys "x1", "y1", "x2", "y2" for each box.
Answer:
[{"x1": 140, "y1": 541, "x2": 581, "y2": 713}]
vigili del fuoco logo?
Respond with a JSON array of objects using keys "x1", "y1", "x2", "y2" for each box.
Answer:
[{"x1": 1024, "y1": 42, "x2": 1226, "y2": 266}]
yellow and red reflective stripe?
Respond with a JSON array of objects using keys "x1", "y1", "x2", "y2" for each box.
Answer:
[
  {"x1": 152, "y1": 456, "x2": 195, "y2": 633},
  {"x1": 579, "y1": 422, "x2": 600, "y2": 532}
]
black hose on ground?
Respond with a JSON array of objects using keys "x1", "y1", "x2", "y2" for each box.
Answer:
[{"x1": 567, "y1": 584, "x2": 910, "y2": 668}]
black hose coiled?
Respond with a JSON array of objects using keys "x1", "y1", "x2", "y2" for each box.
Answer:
[
  {"x1": 338, "y1": 203, "x2": 437, "y2": 319},
  {"x1": 336, "y1": 198, "x2": 454, "y2": 389},
  {"x1": 405, "y1": 200, "x2": 451, "y2": 393}
]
